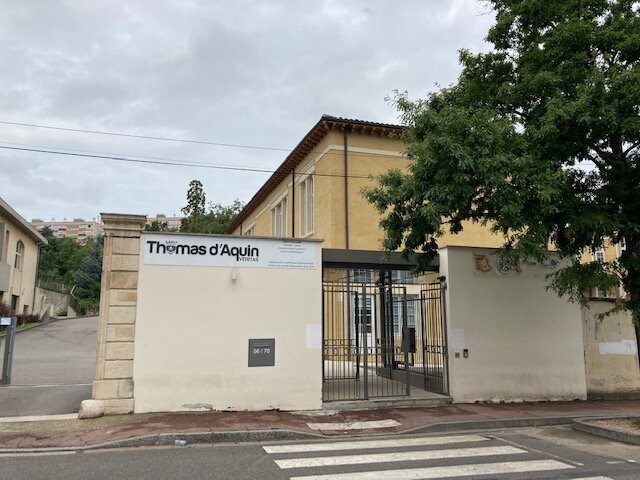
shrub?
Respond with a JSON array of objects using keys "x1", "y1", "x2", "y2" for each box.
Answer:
[{"x1": 15, "y1": 314, "x2": 38, "y2": 326}]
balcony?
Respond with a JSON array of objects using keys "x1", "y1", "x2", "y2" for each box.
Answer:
[{"x1": 0, "y1": 260, "x2": 10, "y2": 292}]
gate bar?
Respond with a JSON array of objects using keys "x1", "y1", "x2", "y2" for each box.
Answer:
[
  {"x1": 362, "y1": 283, "x2": 368, "y2": 400},
  {"x1": 439, "y1": 276, "x2": 450, "y2": 395},
  {"x1": 403, "y1": 287, "x2": 410, "y2": 396}
]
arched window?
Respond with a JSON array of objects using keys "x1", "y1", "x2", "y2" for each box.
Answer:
[{"x1": 14, "y1": 240, "x2": 24, "y2": 270}]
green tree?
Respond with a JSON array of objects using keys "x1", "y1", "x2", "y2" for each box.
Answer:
[
  {"x1": 180, "y1": 180, "x2": 244, "y2": 234},
  {"x1": 181, "y1": 179, "x2": 206, "y2": 217},
  {"x1": 144, "y1": 220, "x2": 171, "y2": 232},
  {"x1": 72, "y1": 236, "x2": 103, "y2": 309},
  {"x1": 38, "y1": 227, "x2": 83, "y2": 287},
  {"x1": 365, "y1": 1, "x2": 640, "y2": 322}
]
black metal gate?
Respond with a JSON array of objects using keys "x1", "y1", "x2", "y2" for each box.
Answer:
[
  {"x1": 322, "y1": 275, "x2": 449, "y2": 401},
  {"x1": 418, "y1": 282, "x2": 449, "y2": 395}
]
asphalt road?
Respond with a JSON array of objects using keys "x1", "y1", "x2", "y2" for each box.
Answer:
[
  {"x1": 0, "y1": 316, "x2": 98, "y2": 416},
  {"x1": 2, "y1": 426, "x2": 640, "y2": 479}
]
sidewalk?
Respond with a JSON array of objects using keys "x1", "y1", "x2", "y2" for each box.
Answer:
[{"x1": 1, "y1": 400, "x2": 639, "y2": 452}]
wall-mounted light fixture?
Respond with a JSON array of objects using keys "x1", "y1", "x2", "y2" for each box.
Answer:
[{"x1": 231, "y1": 267, "x2": 238, "y2": 282}]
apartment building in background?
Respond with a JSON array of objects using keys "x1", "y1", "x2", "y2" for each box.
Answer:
[
  {"x1": 146, "y1": 214, "x2": 183, "y2": 231},
  {"x1": 0, "y1": 197, "x2": 47, "y2": 314},
  {"x1": 31, "y1": 217, "x2": 103, "y2": 244}
]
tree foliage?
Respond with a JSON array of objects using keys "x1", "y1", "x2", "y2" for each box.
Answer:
[
  {"x1": 38, "y1": 228, "x2": 104, "y2": 310},
  {"x1": 144, "y1": 220, "x2": 173, "y2": 232},
  {"x1": 179, "y1": 179, "x2": 244, "y2": 234},
  {"x1": 181, "y1": 179, "x2": 206, "y2": 218},
  {"x1": 39, "y1": 227, "x2": 86, "y2": 287},
  {"x1": 365, "y1": 0, "x2": 640, "y2": 321},
  {"x1": 72, "y1": 237, "x2": 103, "y2": 306}
]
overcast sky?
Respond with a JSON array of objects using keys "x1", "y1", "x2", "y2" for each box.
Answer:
[{"x1": 0, "y1": 0, "x2": 494, "y2": 223}]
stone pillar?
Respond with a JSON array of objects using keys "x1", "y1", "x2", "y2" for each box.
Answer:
[{"x1": 92, "y1": 213, "x2": 146, "y2": 414}]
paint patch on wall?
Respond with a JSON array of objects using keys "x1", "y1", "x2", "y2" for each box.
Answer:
[
  {"x1": 599, "y1": 340, "x2": 638, "y2": 355},
  {"x1": 306, "y1": 324, "x2": 321, "y2": 349},
  {"x1": 451, "y1": 329, "x2": 465, "y2": 349}
]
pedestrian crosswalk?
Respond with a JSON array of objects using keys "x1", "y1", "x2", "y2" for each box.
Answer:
[{"x1": 263, "y1": 434, "x2": 614, "y2": 480}]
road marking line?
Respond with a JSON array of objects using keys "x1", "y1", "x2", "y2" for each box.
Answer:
[
  {"x1": 0, "y1": 383, "x2": 92, "y2": 388},
  {"x1": 275, "y1": 445, "x2": 525, "y2": 469},
  {"x1": 0, "y1": 451, "x2": 77, "y2": 458},
  {"x1": 263, "y1": 434, "x2": 489, "y2": 453},
  {"x1": 0, "y1": 413, "x2": 77, "y2": 423},
  {"x1": 288, "y1": 459, "x2": 573, "y2": 480},
  {"x1": 569, "y1": 477, "x2": 614, "y2": 479},
  {"x1": 307, "y1": 419, "x2": 400, "y2": 430},
  {"x1": 489, "y1": 434, "x2": 583, "y2": 467}
]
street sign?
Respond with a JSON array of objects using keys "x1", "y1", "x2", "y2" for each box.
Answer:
[{"x1": 1, "y1": 316, "x2": 17, "y2": 385}]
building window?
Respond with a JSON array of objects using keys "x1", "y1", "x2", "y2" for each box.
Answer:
[
  {"x1": 393, "y1": 294, "x2": 417, "y2": 335},
  {"x1": 619, "y1": 238, "x2": 627, "y2": 254},
  {"x1": 14, "y1": 241, "x2": 24, "y2": 270},
  {"x1": 591, "y1": 247, "x2": 612, "y2": 297},
  {"x1": 243, "y1": 225, "x2": 255, "y2": 236},
  {"x1": 352, "y1": 269, "x2": 374, "y2": 284},
  {"x1": 353, "y1": 294, "x2": 373, "y2": 334},
  {"x1": 392, "y1": 270, "x2": 417, "y2": 284},
  {"x1": 271, "y1": 197, "x2": 287, "y2": 237},
  {"x1": 300, "y1": 175, "x2": 314, "y2": 236},
  {"x1": 593, "y1": 286, "x2": 615, "y2": 299},
  {"x1": 593, "y1": 247, "x2": 605, "y2": 263}
]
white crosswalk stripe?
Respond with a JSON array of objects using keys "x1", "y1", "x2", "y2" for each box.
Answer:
[
  {"x1": 263, "y1": 435, "x2": 489, "y2": 454},
  {"x1": 570, "y1": 478, "x2": 615, "y2": 480},
  {"x1": 275, "y1": 446, "x2": 525, "y2": 469},
  {"x1": 288, "y1": 460, "x2": 573, "y2": 480},
  {"x1": 264, "y1": 434, "x2": 616, "y2": 480}
]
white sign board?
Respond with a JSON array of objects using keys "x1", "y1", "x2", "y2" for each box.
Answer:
[
  {"x1": 0, "y1": 317, "x2": 12, "y2": 326},
  {"x1": 599, "y1": 340, "x2": 638, "y2": 356},
  {"x1": 143, "y1": 234, "x2": 317, "y2": 270}
]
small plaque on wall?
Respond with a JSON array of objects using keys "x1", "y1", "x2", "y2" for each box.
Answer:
[{"x1": 248, "y1": 338, "x2": 275, "y2": 367}]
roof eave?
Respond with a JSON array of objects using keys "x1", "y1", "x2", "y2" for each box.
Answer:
[{"x1": 0, "y1": 197, "x2": 48, "y2": 245}]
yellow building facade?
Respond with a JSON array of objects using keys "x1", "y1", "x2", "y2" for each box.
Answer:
[
  {"x1": 228, "y1": 115, "x2": 504, "y2": 252},
  {"x1": 227, "y1": 116, "x2": 630, "y2": 403},
  {"x1": 0, "y1": 197, "x2": 47, "y2": 315}
]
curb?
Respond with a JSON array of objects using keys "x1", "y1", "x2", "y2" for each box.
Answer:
[
  {"x1": 0, "y1": 415, "x2": 585, "y2": 453},
  {"x1": 572, "y1": 417, "x2": 640, "y2": 446},
  {"x1": 401, "y1": 415, "x2": 575, "y2": 434},
  {"x1": 0, "y1": 321, "x2": 43, "y2": 338},
  {"x1": 0, "y1": 429, "x2": 323, "y2": 454},
  {"x1": 48, "y1": 315, "x2": 96, "y2": 322}
]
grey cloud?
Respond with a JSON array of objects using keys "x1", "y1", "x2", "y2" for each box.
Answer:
[{"x1": 0, "y1": 0, "x2": 494, "y2": 221}]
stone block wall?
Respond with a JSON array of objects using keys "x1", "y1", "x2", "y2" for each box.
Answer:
[{"x1": 92, "y1": 213, "x2": 146, "y2": 414}]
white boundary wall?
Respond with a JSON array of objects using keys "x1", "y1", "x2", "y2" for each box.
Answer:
[
  {"x1": 440, "y1": 246, "x2": 587, "y2": 402},
  {"x1": 133, "y1": 232, "x2": 323, "y2": 412}
]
